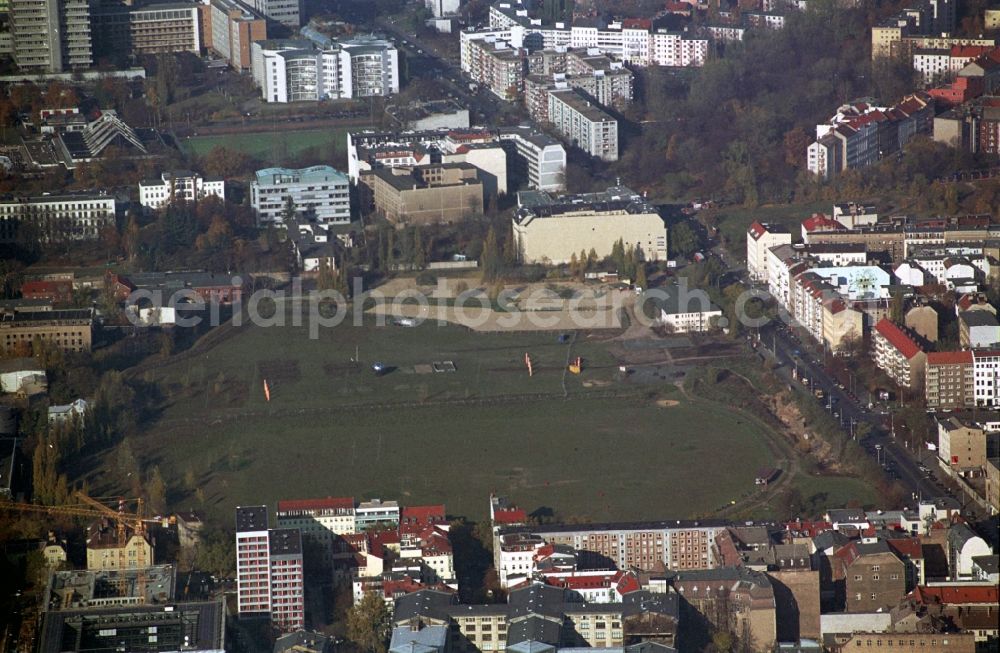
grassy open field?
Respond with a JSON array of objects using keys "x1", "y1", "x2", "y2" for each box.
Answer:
[
  {"x1": 713, "y1": 201, "x2": 830, "y2": 261},
  {"x1": 124, "y1": 312, "x2": 784, "y2": 523},
  {"x1": 181, "y1": 127, "x2": 349, "y2": 161}
]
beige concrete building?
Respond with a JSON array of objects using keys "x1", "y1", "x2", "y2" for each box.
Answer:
[
  {"x1": 365, "y1": 163, "x2": 483, "y2": 226},
  {"x1": 829, "y1": 632, "x2": 975, "y2": 653},
  {"x1": 0, "y1": 308, "x2": 93, "y2": 354},
  {"x1": 905, "y1": 304, "x2": 938, "y2": 342},
  {"x1": 86, "y1": 523, "x2": 154, "y2": 571},
  {"x1": 937, "y1": 416, "x2": 990, "y2": 472},
  {"x1": 767, "y1": 565, "x2": 820, "y2": 642},
  {"x1": 512, "y1": 186, "x2": 666, "y2": 265},
  {"x1": 821, "y1": 298, "x2": 863, "y2": 353}
]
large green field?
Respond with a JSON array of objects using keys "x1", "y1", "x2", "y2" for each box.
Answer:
[
  {"x1": 181, "y1": 127, "x2": 349, "y2": 161},
  {"x1": 126, "y1": 313, "x2": 781, "y2": 523}
]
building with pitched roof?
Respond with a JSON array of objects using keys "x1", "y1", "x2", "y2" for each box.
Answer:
[
  {"x1": 946, "y1": 523, "x2": 991, "y2": 579},
  {"x1": 746, "y1": 221, "x2": 792, "y2": 283},
  {"x1": 872, "y1": 319, "x2": 926, "y2": 390},
  {"x1": 831, "y1": 541, "x2": 906, "y2": 613}
]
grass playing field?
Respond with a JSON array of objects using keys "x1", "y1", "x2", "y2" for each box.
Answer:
[
  {"x1": 126, "y1": 312, "x2": 784, "y2": 524},
  {"x1": 181, "y1": 128, "x2": 349, "y2": 162}
]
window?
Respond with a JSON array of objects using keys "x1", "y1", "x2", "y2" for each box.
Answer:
[{"x1": 872, "y1": 593, "x2": 878, "y2": 600}]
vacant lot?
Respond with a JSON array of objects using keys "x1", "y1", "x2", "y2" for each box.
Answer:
[
  {"x1": 123, "y1": 312, "x2": 786, "y2": 523},
  {"x1": 181, "y1": 127, "x2": 349, "y2": 161},
  {"x1": 136, "y1": 391, "x2": 775, "y2": 524}
]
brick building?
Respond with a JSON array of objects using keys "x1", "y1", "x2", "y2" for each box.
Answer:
[{"x1": 832, "y1": 541, "x2": 906, "y2": 613}]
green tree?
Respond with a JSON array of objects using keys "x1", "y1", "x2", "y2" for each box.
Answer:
[
  {"x1": 634, "y1": 262, "x2": 648, "y2": 290},
  {"x1": 481, "y1": 226, "x2": 501, "y2": 282},
  {"x1": 347, "y1": 591, "x2": 392, "y2": 653},
  {"x1": 413, "y1": 227, "x2": 426, "y2": 269},
  {"x1": 193, "y1": 528, "x2": 236, "y2": 577},
  {"x1": 146, "y1": 465, "x2": 167, "y2": 514},
  {"x1": 669, "y1": 222, "x2": 699, "y2": 258},
  {"x1": 503, "y1": 228, "x2": 518, "y2": 266}
]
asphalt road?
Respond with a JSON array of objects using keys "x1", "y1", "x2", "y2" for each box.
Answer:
[
  {"x1": 755, "y1": 321, "x2": 942, "y2": 503},
  {"x1": 688, "y1": 219, "x2": 981, "y2": 515},
  {"x1": 376, "y1": 20, "x2": 517, "y2": 126}
]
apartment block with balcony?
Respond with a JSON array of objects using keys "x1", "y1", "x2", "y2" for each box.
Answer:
[
  {"x1": 925, "y1": 351, "x2": 975, "y2": 410},
  {"x1": 11, "y1": 0, "x2": 92, "y2": 72},
  {"x1": 547, "y1": 88, "x2": 618, "y2": 161},
  {"x1": 872, "y1": 318, "x2": 926, "y2": 390}
]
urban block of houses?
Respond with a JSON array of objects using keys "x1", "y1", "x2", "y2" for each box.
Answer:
[
  {"x1": 807, "y1": 94, "x2": 934, "y2": 182},
  {"x1": 511, "y1": 186, "x2": 666, "y2": 265}
]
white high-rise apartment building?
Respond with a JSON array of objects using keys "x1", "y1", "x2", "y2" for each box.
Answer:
[
  {"x1": 236, "y1": 506, "x2": 272, "y2": 619},
  {"x1": 235, "y1": 506, "x2": 305, "y2": 634},
  {"x1": 251, "y1": 36, "x2": 397, "y2": 102}
]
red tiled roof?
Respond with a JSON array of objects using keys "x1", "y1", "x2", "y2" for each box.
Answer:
[
  {"x1": 401, "y1": 505, "x2": 446, "y2": 526},
  {"x1": 802, "y1": 214, "x2": 845, "y2": 232},
  {"x1": 784, "y1": 520, "x2": 833, "y2": 537},
  {"x1": 874, "y1": 319, "x2": 923, "y2": 360},
  {"x1": 950, "y1": 45, "x2": 993, "y2": 58},
  {"x1": 493, "y1": 508, "x2": 527, "y2": 524},
  {"x1": 616, "y1": 571, "x2": 641, "y2": 595},
  {"x1": 912, "y1": 585, "x2": 999, "y2": 605},
  {"x1": 277, "y1": 496, "x2": 354, "y2": 512},
  {"x1": 622, "y1": 18, "x2": 651, "y2": 29},
  {"x1": 748, "y1": 220, "x2": 767, "y2": 241},
  {"x1": 887, "y1": 537, "x2": 923, "y2": 560},
  {"x1": 926, "y1": 351, "x2": 973, "y2": 365}
]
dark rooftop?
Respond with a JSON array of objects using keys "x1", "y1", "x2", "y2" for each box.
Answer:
[
  {"x1": 269, "y1": 528, "x2": 302, "y2": 556},
  {"x1": 235, "y1": 505, "x2": 268, "y2": 532}
]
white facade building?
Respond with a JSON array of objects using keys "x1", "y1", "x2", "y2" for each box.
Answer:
[
  {"x1": 138, "y1": 171, "x2": 225, "y2": 209},
  {"x1": 497, "y1": 127, "x2": 567, "y2": 191},
  {"x1": 251, "y1": 166, "x2": 351, "y2": 226},
  {"x1": 973, "y1": 350, "x2": 1000, "y2": 408},
  {"x1": 251, "y1": 36, "x2": 398, "y2": 103},
  {"x1": 0, "y1": 193, "x2": 116, "y2": 243},
  {"x1": 547, "y1": 88, "x2": 619, "y2": 161},
  {"x1": 248, "y1": 0, "x2": 299, "y2": 27},
  {"x1": 746, "y1": 221, "x2": 792, "y2": 283}
]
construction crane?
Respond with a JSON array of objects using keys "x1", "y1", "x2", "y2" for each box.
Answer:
[{"x1": 0, "y1": 492, "x2": 164, "y2": 599}]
